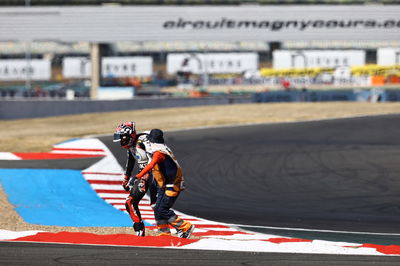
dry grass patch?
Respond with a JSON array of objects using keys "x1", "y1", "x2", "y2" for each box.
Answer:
[{"x1": 1, "y1": 102, "x2": 400, "y2": 153}]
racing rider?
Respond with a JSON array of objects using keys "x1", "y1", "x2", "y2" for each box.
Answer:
[
  {"x1": 113, "y1": 121, "x2": 156, "y2": 237},
  {"x1": 135, "y1": 129, "x2": 195, "y2": 239}
]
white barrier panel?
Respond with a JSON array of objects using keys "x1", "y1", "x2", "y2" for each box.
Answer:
[
  {"x1": 167, "y1": 53, "x2": 258, "y2": 74},
  {"x1": 0, "y1": 59, "x2": 51, "y2": 81},
  {"x1": 273, "y1": 50, "x2": 366, "y2": 69},
  {"x1": 377, "y1": 48, "x2": 400, "y2": 66},
  {"x1": 62, "y1": 57, "x2": 153, "y2": 78},
  {"x1": 97, "y1": 86, "x2": 135, "y2": 100},
  {"x1": 63, "y1": 57, "x2": 90, "y2": 79}
]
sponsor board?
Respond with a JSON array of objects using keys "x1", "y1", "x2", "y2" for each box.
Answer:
[
  {"x1": 62, "y1": 57, "x2": 153, "y2": 78},
  {"x1": 0, "y1": 59, "x2": 51, "y2": 81},
  {"x1": 167, "y1": 53, "x2": 258, "y2": 74},
  {"x1": 273, "y1": 50, "x2": 366, "y2": 69},
  {"x1": 377, "y1": 48, "x2": 400, "y2": 66}
]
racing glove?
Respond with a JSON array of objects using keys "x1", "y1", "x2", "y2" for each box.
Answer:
[
  {"x1": 122, "y1": 175, "x2": 130, "y2": 192},
  {"x1": 138, "y1": 178, "x2": 146, "y2": 193}
]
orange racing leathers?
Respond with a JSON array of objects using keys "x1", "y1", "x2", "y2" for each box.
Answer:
[{"x1": 136, "y1": 142, "x2": 192, "y2": 236}]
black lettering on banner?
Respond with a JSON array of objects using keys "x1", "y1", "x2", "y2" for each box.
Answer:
[
  {"x1": 384, "y1": 20, "x2": 396, "y2": 28},
  {"x1": 338, "y1": 20, "x2": 352, "y2": 28},
  {"x1": 238, "y1": 21, "x2": 257, "y2": 28},
  {"x1": 300, "y1": 21, "x2": 312, "y2": 31},
  {"x1": 206, "y1": 21, "x2": 219, "y2": 29},
  {"x1": 162, "y1": 18, "x2": 400, "y2": 31},
  {"x1": 286, "y1": 21, "x2": 298, "y2": 28},
  {"x1": 271, "y1": 21, "x2": 284, "y2": 31},
  {"x1": 219, "y1": 18, "x2": 227, "y2": 28},
  {"x1": 258, "y1": 21, "x2": 269, "y2": 28},
  {"x1": 365, "y1": 20, "x2": 377, "y2": 28},
  {"x1": 353, "y1": 20, "x2": 364, "y2": 27},
  {"x1": 313, "y1": 20, "x2": 324, "y2": 28},
  {"x1": 326, "y1": 20, "x2": 338, "y2": 28},
  {"x1": 182, "y1": 20, "x2": 191, "y2": 28},
  {"x1": 226, "y1": 20, "x2": 235, "y2": 28},
  {"x1": 177, "y1": 18, "x2": 184, "y2": 28},
  {"x1": 193, "y1": 21, "x2": 204, "y2": 29},
  {"x1": 163, "y1": 21, "x2": 175, "y2": 29}
]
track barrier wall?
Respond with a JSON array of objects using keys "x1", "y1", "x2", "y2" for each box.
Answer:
[
  {"x1": 252, "y1": 89, "x2": 400, "y2": 103},
  {"x1": 2, "y1": 89, "x2": 400, "y2": 120},
  {"x1": 0, "y1": 95, "x2": 251, "y2": 119}
]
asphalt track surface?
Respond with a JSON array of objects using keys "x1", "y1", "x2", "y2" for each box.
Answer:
[
  {"x1": 105, "y1": 114, "x2": 400, "y2": 246},
  {"x1": 3, "y1": 114, "x2": 400, "y2": 264},
  {"x1": 3, "y1": 241, "x2": 400, "y2": 266}
]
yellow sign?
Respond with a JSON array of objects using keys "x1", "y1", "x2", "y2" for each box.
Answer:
[
  {"x1": 260, "y1": 65, "x2": 400, "y2": 77},
  {"x1": 351, "y1": 65, "x2": 400, "y2": 76},
  {"x1": 260, "y1": 67, "x2": 334, "y2": 77}
]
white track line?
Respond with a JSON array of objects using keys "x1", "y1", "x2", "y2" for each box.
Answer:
[{"x1": 228, "y1": 223, "x2": 400, "y2": 236}]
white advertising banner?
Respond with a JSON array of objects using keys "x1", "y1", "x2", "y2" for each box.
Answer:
[
  {"x1": 62, "y1": 57, "x2": 153, "y2": 78},
  {"x1": 273, "y1": 50, "x2": 366, "y2": 69},
  {"x1": 0, "y1": 6, "x2": 399, "y2": 42},
  {"x1": 377, "y1": 48, "x2": 400, "y2": 65},
  {"x1": 167, "y1": 53, "x2": 258, "y2": 74},
  {"x1": 0, "y1": 59, "x2": 51, "y2": 81},
  {"x1": 63, "y1": 57, "x2": 91, "y2": 79}
]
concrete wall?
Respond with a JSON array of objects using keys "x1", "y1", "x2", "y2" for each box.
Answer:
[{"x1": 0, "y1": 96, "x2": 251, "y2": 120}]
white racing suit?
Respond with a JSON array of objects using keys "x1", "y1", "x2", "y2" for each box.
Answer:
[{"x1": 124, "y1": 133, "x2": 157, "y2": 236}]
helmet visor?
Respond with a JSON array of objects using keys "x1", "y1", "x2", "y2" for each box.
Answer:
[{"x1": 113, "y1": 132, "x2": 123, "y2": 142}]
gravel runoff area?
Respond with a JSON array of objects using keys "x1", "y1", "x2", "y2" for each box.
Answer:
[{"x1": 1, "y1": 102, "x2": 400, "y2": 235}]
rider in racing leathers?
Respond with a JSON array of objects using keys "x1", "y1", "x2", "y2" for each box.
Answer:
[
  {"x1": 135, "y1": 129, "x2": 195, "y2": 238},
  {"x1": 113, "y1": 121, "x2": 157, "y2": 237}
]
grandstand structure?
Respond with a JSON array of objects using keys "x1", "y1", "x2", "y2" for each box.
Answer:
[
  {"x1": 1, "y1": 0, "x2": 400, "y2": 5},
  {"x1": 0, "y1": 2, "x2": 399, "y2": 99}
]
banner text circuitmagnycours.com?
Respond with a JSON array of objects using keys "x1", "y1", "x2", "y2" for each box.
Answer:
[{"x1": 163, "y1": 18, "x2": 400, "y2": 31}]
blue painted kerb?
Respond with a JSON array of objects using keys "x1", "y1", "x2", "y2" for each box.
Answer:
[{"x1": 0, "y1": 169, "x2": 151, "y2": 227}]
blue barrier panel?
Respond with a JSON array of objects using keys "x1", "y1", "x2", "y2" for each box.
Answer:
[
  {"x1": 384, "y1": 90, "x2": 400, "y2": 102},
  {"x1": 309, "y1": 90, "x2": 355, "y2": 102},
  {"x1": 252, "y1": 90, "x2": 356, "y2": 103},
  {"x1": 0, "y1": 169, "x2": 151, "y2": 227}
]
